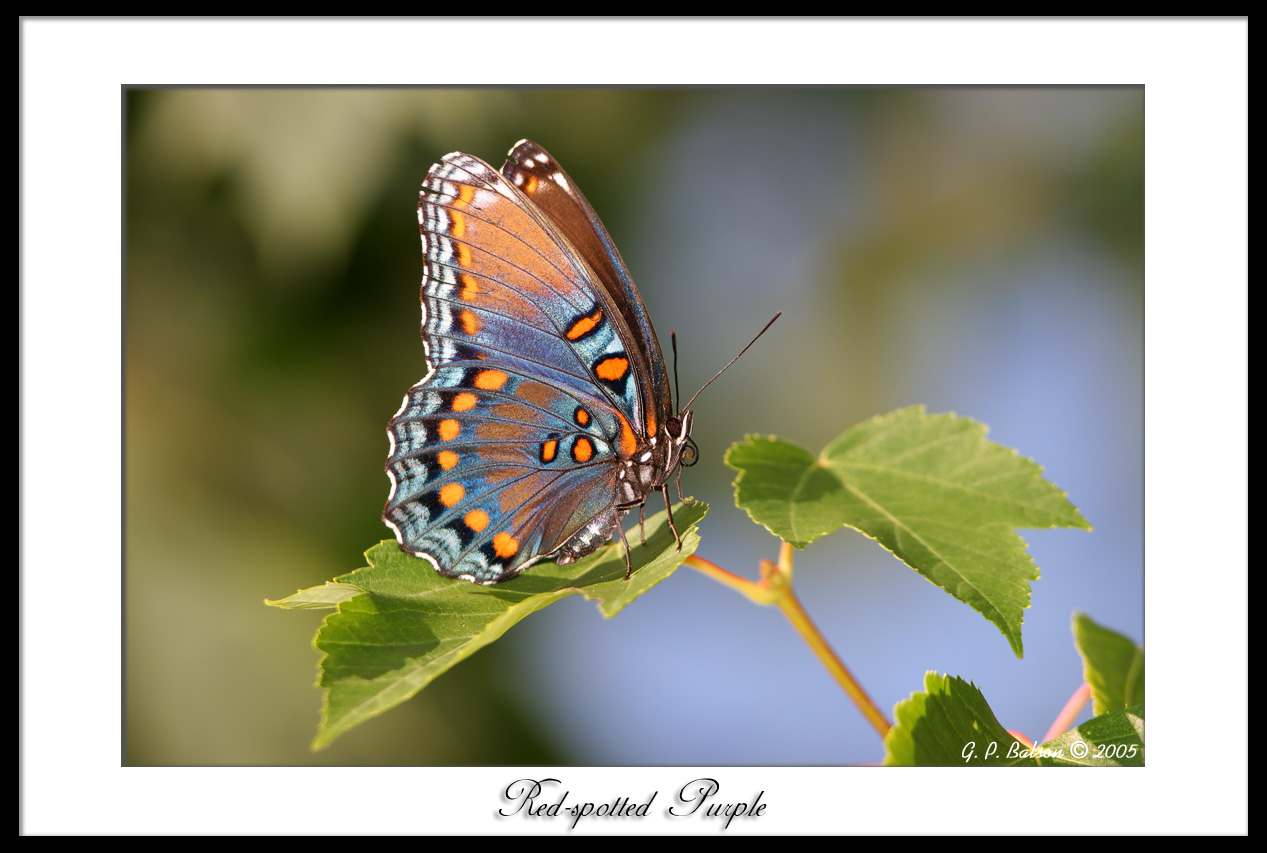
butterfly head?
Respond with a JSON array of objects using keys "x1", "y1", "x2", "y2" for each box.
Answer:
[{"x1": 664, "y1": 411, "x2": 698, "y2": 471}]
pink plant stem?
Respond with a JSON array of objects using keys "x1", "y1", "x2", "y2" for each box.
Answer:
[{"x1": 1043, "y1": 682, "x2": 1092, "y2": 744}]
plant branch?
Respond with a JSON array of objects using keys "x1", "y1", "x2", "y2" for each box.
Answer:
[
  {"x1": 685, "y1": 549, "x2": 893, "y2": 738},
  {"x1": 683, "y1": 554, "x2": 777, "y2": 603},
  {"x1": 1042, "y1": 682, "x2": 1091, "y2": 744}
]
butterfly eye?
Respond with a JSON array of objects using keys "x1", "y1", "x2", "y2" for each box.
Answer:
[{"x1": 680, "y1": 438, "x2": 699, "y2": 467}]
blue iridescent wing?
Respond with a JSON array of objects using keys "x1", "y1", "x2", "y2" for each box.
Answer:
[{"x1": 383, "y1": 148, "x2": 654, "y2": 583}]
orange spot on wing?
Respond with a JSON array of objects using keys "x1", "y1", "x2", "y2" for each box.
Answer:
[
  {"x1": 595, "y1": 357, "x2": 629, "y2": 381},
  {"x1": 464, "y1": 510, "x2": 489, "y2": 532},
  {"x1": 542, "y1": 440, "x2": 558, "y2": 462},
  {"x1": 573, "y1": 436, "x2": 594, "y2": 463},
  {"x1": 439, "y1": 483, "x2": 465, "y2": 507},
  {"x1": 575, "y1": 407, "x2": 590, "y2": 426},
  {"x1": 437, "y1": 450, "x2": 459, "y2": 470},
  {"x1": 616, "y1": 412, "x2": 638, "y2": 457},
  {"x1": 450, "y1": 185, "x2": 476, "y2": 244},
  {"x1": 566, "y1": 309, "x2": 603, "y2": 340},
  {"x1": 458, "y1": 272, "x2": 479, "y2": 301},
  {"x1": 475, "y1": 369, "x2": 508, "y2": 390},
  {"x1": 452, "y1": 392, "x2": 477, "y2": 412},
  {"x1": 493, "y1": 532, "x2": 519, "y2": 559},
  {"x1": 459, "y1": 310, "x2": 481, "y2": 335},
  {"x1": 438, "y1": 419, "x2": 460, "y2": 441}
]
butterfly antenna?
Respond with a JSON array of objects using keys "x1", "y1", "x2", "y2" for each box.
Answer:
[
  {"x1": 681, "y1": 312, "x2": 781, "y2": 412},
  {"x1": 671, "y1": 331, "x2": 682, "y2": 410}
]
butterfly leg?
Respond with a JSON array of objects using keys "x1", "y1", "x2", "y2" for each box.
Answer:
[
  {"x1": 637, "y1": 502, "x2": 648, "y2": 545},
  {"x1": 674, "y1": 469, "x2": 696, "y2": 506},
  {"x1": 615, "y1": 515, "x2": 635, "y2": 580},
  {"x1": 662, "y1": 487, "x2": 683, "y2": 552}
]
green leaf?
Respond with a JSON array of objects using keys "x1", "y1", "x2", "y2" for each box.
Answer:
[
  {"x1": 1036, "y1": 704, "x2": 1145, "y2": 766},
  {"x1": 265, "y1": 582, "x2": 363, "y2": 610},
  {"x1": 726, "y1": 407, "x2": 1090, "y2": 656},
  {"x1": 309, "y1": 502, "x2": 706, "y2": 750},
  {"x1": 885, "y1": 673, "x2": 1145, "y2": 767},
  {"x1": 1073, "y1": 612, "x2": 1144, "y2": 716},
  {"x1": 884, "y1": 672, "x2": 1036, "y2": 766}
]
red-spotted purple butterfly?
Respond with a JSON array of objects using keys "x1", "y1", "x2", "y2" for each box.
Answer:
[{"x1": 383, "y1": 140, "x2": 700, "y2": 584}]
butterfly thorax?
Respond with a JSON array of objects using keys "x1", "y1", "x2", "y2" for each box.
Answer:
[{"x1": 615, "y1": 411, "x2": 695, "y2": 506}]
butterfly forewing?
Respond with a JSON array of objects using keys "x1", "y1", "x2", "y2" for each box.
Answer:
[{"x1": 501, "y1": 140, "x2": 673, "y2": 436}]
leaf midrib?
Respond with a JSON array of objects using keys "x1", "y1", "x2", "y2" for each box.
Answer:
[
  {"x1": 323, "y1": 586, "x2": 580, "y2": 734},
  {"x1": 838, "y1": 478, "x2": 1007, "y2": 633},
  {"x1": 827, "y1": 458, "x2": 1072, "y2": 521}
]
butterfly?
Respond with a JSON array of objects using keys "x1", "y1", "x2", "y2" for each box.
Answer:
[{"x1": 383, "y1": 140, "x2": 699, "y2": 584}]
